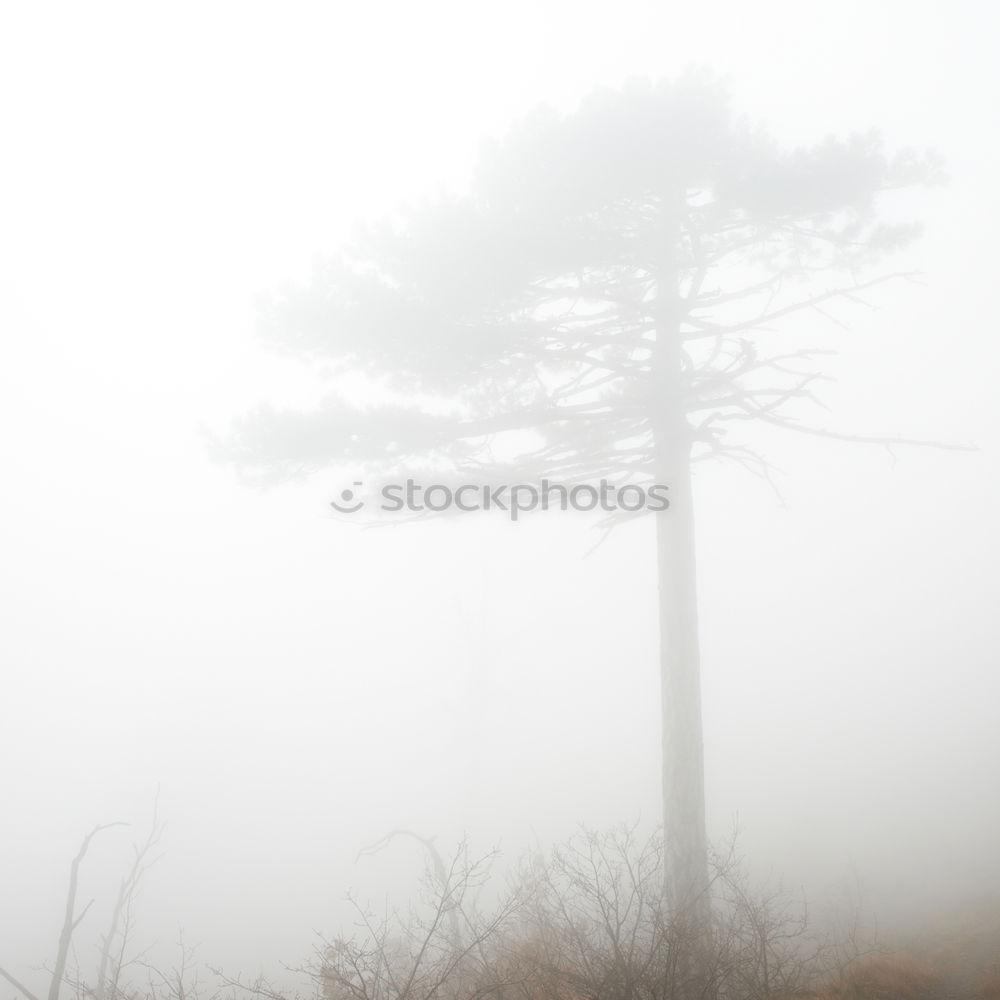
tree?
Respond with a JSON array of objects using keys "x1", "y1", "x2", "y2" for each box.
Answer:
[
  {"x1": 0, "y1": 808, "x2": 163, "y2": 1000},
  {"x1": 0, "y1": 823, "x2": 126, "y2": 1000},
  {"x1": 308, "y1": 842, "x2": 522, "y2": 1000},
  {"x1": 221, "y1": 75, "x2": 942, "y2": 926}
]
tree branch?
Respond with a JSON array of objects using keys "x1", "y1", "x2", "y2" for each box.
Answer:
[
  {"x1": 753, "y1": 411, "x2": 975, "y2": 451},
  {"x1": 684, "y1": 272, "x2": 920, "y2": 340},
  {"x1": 49, "y1": 822, "x2": 129, "y2": 1000},
  {"x1": 0, "y1": 967, "x2": 41, "y2": 1000}
]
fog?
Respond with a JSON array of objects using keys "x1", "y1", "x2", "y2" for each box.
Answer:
[{"x1": 1, "y1": 0, "x2": 999, "y2": 994}]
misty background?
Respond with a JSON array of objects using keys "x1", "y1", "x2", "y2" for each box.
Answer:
[{"x1": 1, "y1": 0, "x2": 998, "y2": 986}]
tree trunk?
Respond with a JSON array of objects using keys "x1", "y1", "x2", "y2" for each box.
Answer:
[
  {"x1": 655, "y1": 437, "x2": 709, "y2": 921},
  {"x1": 652, "y1": 228, "x2": 710, "y2": 925}
]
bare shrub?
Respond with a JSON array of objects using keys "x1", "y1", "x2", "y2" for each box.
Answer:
[
  {"x1": 313, "y1": 826, "x2": 849, "y2": 1000},
  {"x1": 506, "y1": 826, "x2": 841, "y2": 1000},
  {"x1": 313, "y1": 841, "x2": 522, "y2": 1000}
]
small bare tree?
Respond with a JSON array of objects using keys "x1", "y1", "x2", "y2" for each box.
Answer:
[
  {"x1": 94, "y1": 806, "x2": 166, "y2": 1000},
  {"x1": 0, "y1": 804, "x2": 164, "y2": 1000},
  {"x1": 513, "y1": 825, "x2": 721, "y2": 1000},
  {"x1": 1, "y1": 823, "x2": 128, "y2": 1000},
  {"x1": 313, "y1": 841, "x2": 522, "y2": 1000}
]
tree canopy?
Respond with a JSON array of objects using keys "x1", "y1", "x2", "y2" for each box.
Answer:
[{"x1": 222, "y1": 74, "x2": 942, "y2": 488}]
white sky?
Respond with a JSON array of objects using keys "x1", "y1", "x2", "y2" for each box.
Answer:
[{"x1": 1, "y1": 0, "x2": 998, "y2": 987}]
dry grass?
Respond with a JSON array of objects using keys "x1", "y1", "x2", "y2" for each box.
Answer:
[
  {"x1": 823, "y1": 952, "x2": 939, "y2": 1000},
  {"x1": 978, "y1": 972, "x2": 1000, "y2": 1000}
]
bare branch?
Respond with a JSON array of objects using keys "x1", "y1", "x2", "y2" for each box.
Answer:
[
  {"x1": 0, "y1": 967, "x2": 42, "y2": 1000},
  {"x1": 752, "y1": 411, "x2": 975, "y2": 452},
  {"x1": 684, "y1": 272, "x2": 920, "y2": 340},
  {"x1": 49, "y1": 823, "x2": 129, "y2": 1000}
]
